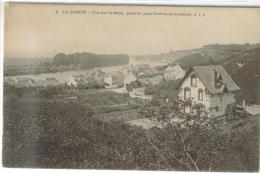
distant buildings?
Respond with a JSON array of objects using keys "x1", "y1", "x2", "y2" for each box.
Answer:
[
  {"x1": 34, "y1": 78, "x2": 60, "y2": 87},
  {"x1": 104, "y1": 72, "x2": 124, "y2": 88},
  {"x1": 128, "y1": 56, "x2": 169, "y2": 68},
  {"x1": 139, "y1": 75, "x2": 164, "y2": 86},
  {"x1": 67, "y1": 75, "x2": 78, "y2": 87},
  {"x1": 177, "y1": 65, "x2": 240, "y2": 117},
  {"x1": 124, "y1": 72, "x2": 138, "y2": 89},
  {"x1": 85, "y1": 68, "x2": 106, "y2": 84},
  {"x1": 129, "y1": 87, "x2": 153, "y2": 101},
  {"x1": 120, "y1": 66, "x2": 131, "y2": 76},
  {"x1": 16, "y1": 77, "x2": 35, "y2": 88},
  {"x1": 164, "y1": 63, "x2": 185, "y2": 81},
  {"x1": 73, "y1": 68, "x2": 106, "y2": 88},
  {"x1": 4, "y1": 60, "x2": 173, "y2": 94}
]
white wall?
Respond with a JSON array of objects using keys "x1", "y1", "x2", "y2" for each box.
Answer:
[
  {"x1": 178, "y1": 71, "x2": 210, "y2": 108},
  {"x1": 104, "y1": 76, "x2": 112, "y2": 86},
  {"x1": 178, "y1": 71, "x2": 237, "y2": 117}
]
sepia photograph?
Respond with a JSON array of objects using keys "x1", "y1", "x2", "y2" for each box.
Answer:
[{"x1": 2, "y1": 3, "x2": 260, "y2": 172}]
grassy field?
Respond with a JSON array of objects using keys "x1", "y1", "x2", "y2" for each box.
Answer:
[
  {"x1": 75, "y1": 89, "x2": 129, "y2": 106},
  {"x1": 64, "y1": 89, "x2": 146, "y2": 121},
  {"x1": 56, "y1": 89, "x2": 151, "y2": 122}
]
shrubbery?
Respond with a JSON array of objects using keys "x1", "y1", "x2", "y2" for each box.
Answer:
[
  {"x1": 4, "y1": 83, "x2": 68, "y2": 98},
  {"x1": 3, "y1": 93, "x2": 259, "y2": 171}
]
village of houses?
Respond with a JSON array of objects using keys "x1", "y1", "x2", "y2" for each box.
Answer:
[{"x1": 4, "y1": 57, "x2": 258, "y2": 129}]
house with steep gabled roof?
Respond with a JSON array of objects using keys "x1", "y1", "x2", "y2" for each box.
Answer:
[
  {"x1": 176, "y1": 65, "x2": 240, "y2": 116},
  {"x1": 124, "y1": 72, "x2": 138, "y2": 88},
  {"x1": 104, "y1": 72, "x2": 125, "y2": 88},
  {"x1": 164, "y1": 63, "x2": 185, "y2": 81}
]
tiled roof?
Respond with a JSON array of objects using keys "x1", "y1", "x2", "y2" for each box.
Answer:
[{"x1": 178, "y1": 65, "x2": 240, "y2": 94}]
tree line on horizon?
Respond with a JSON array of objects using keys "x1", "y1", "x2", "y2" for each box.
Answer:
[{"x1": 52, "y1": 52, "x2": 129, "y2": 69}]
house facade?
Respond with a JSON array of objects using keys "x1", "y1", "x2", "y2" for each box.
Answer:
[
  {"x1": 177, "y1": 65, "x2": 240, "y2": 117},
  {"x1": 67, "y1": 75, "x2": 78, "y2": 87},
  {"x1": 16, "y1": 77, "x2": 35, "y2": 88},
  {"x1": 124, "y1": 72, "x2": 137, "y2": 88},
  {"x1": 164, "y1": 63, "x2": 185, "y2": 81},
  {"x1": 121, "y1": 66, "x2": 130, "y2": 76},
  {"x1": 104, "y1": 72, "x2": 124, "y2": 88}
]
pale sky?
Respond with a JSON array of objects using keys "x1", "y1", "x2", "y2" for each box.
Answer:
[{"x1": 4, "y1": 3, "x2": 260, "y2": 58}]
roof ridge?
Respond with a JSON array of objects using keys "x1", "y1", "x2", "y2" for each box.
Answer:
[{"x1": 177, "y1": 65, "x2": 240, "y2": 94}]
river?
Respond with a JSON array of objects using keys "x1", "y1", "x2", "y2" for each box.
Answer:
[{"x1": 4, "y1": 65, "x2": 125, "y2": 83}]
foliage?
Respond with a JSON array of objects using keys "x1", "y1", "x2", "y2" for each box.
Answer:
[
  {"x1": 223, "y1": 48, "x2": 260, "y2": 104},
  {"x1": 2, "y1": 89, "x2": 259, "y2": 171},
  {"x1": 139, "y1": 99, "x2": 176, "y2": 122},
  {"x1": 143, "y1": 85, "x2": 155, "y2": 95},
  {"x1": 139, "y1": 98, "x2": 259, "y2": 171},
  {"x1": 4, "y1": 83, "x2": 68, "y2": 98},
  {"x1": 77, "y1": 81, "x2": 105, "y2": 90},
  {"x1": 53, "y1": 52, "x2": 129, "y2": 70},
  {"x1": 4, "y1": 52, "x2": 129, "y2": 76},
  {"x1": 144, "y1": 79, "x2": 181, "y2": 101},
  {"x1": 125, "y1": 80, "x2": 142, "y2": 92},
  {"x1": 77, "y1": 90, "x2": 129, "y2": 107},
  {"x1": 177, "y1": 43, "x2": 260, "y2": 69},
  {"x1": 176, "y1": 44, "x2": 260, "y2": 104}
]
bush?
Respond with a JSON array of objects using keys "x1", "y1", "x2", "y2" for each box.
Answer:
[{"x1": 3, "y1": 94, "x2": 259, "y2": 171}]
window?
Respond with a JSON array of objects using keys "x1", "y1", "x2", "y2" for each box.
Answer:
[
  {"x1": 184, "y1": 87, "x2": 191, "y2": 100},
  {"x1": 191, "y1": 73, "x2": 197, "y2": 87},
  {"x1": 215, "y1": 106, "x2": 219, "y2": 112},
  {"x1": 205, "y1": 89, "x2": 210, "y2": 99},
  {"x1": 198, "y1": 89, "x2": 203, "y2": 101}
]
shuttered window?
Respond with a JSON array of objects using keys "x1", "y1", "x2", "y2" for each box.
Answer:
[
  {"x1": 198, "y1": 88, "x2": 203, "y2": 101},
  {"x1": 184, "y1": 87, "x2": 191, "y2": 100}
]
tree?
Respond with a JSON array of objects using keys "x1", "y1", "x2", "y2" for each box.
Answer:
[
  {"x1": 139, "y1": 98, "x2": 258, "y2": 171},
  {"x1": 3, "y1": 89, "x2": 258, "y2": 171},
  {"x1": 126, "y1": 80, "x2": 141, "y2": 94}
]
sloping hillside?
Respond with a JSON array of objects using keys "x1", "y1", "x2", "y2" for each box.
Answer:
[
  {"x1": 176, "y1": 44, "x2": 260, "y2": 104},
  {"x1": 130, "y1": 50, "x2": 192, "y2": 64},
  {"x1": 222, "y1": 48, "x2": 260, "y2": 104},
  {"x1": 177, "y1": 43, "x2": 260, "y2": 68},
  {"x1": 131, "y1": 43, "x2": 260, "y2": 68}
]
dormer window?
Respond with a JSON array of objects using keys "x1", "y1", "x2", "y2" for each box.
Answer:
[
  {"x1": 218, "y1": 73, "x2": 223, "y2": 82},
  {"x1": 198, "y1": 88, "x2": 203, "y2": 101},
  {"x1": 213, "y1": 69, "x2": 224, "y2": 88},
  {"x1": 191, "y1": 73, "x2": 197, "y2": 87}
]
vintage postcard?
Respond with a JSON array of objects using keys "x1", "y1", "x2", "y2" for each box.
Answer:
[{"x1": 2, "y1": 3, "x2": 260, "y2": 171}]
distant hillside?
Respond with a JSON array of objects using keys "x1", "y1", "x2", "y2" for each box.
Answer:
[
  {"x1": 130, "y1": 43, "x2": 260, "y2": 66},
  {"x1": 4, "y1": 52, "x2": 129, "y2": 76},
  {"x1": 175, "y1": 43, "x2": 260, "y2": 104},
  {"x1": 176, "y1": 43, "x2": 260, "y2": 69},
  {"x1": 222, "y1": 48, "x2": 260, "y2": 104},
  {"x1": 131, "y1": 51, "x2": 180, "y2": 63},
  {"x1": 52, "y1": 52, "x2": 129, "y2": 69}
]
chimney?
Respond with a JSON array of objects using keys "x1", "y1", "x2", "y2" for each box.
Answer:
[
  {"x1": 213, "y1": 69, "x2": 222, "y2": 89},
  {"x1": 212, "y1": 69, "x2": 218, "y2": 88}
]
